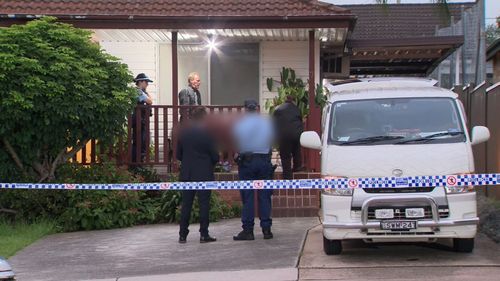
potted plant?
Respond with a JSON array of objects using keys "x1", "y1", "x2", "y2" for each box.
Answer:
[{"x1": 265, "y1": 67, "x2": 327, "y2": 119}]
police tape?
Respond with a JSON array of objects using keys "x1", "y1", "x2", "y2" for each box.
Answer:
[{"x1": 1, "y1": 173, "x2": 500, "y2": 191}]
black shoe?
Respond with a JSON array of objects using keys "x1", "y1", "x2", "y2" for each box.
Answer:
[
  {"x1": 200, "y1": 235, "x2": 217, "y2": 243},
  {"x1": 263, "y1": 228, "x2": 273, "y2": 239},
  {"x1": 179, "y1": 236, "x2": 187, "y2": 244},
  {"x1": 233, "y1": 230, "x2": 255, "y2": 241}
]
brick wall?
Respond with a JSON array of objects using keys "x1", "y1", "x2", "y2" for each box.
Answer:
[{"x1": 214, "y1": 172, "x2": 320, "y2": 217}]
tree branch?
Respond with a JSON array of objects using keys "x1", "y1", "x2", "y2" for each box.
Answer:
[
  {"x1": 0, "y1": 208, "x2": 17, "y2": 215},
  {"x1": 32, "y1": 161, "x2": 49, "y2": 183},
  {"x1": 49, "y1": 148, "x2": 69, "y2": 181},
  {"x1": 2, "y1": 138, "x2": 29, "y2": 178}
]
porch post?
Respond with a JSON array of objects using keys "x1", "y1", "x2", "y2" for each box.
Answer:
[
  {"x1": 172, "y1": 31, "x2": 179, "y2": 170},
  {"x1": 307, "y1": 29, "x2": 321, "y2": 172},
  {"x1": 172, "y1": 31, "x2": 178, "y2": 110}
]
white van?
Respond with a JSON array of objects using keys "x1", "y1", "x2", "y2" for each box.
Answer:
[{"x1": 301, "y1": 78, "x2": 490, "y2": 255}]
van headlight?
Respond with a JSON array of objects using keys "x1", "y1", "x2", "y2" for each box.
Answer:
[
  {"x1": 321, "y1": 176, "x2": 353, "y2": 196},
  {"x1": 323, "y1": 188, "x2": 354, "y2": 196},
  {"x1": 445, "y1": 185, "x2": 474, "y2": 194},
  {"x1": 444, "y1": 173, "x2": 475, "y2": 194}
]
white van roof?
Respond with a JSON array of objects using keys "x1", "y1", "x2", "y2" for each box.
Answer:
[{"x1": 325, "y1": 77, "x2": 457, "y2": 101}]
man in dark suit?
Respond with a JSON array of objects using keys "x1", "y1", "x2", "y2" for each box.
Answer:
[
  {"x1": 273, "y1": 95, "x2": 304, "y2": 179},
  {"x1": 176, "y1": 107, "x2": 219, "y2": 243}
]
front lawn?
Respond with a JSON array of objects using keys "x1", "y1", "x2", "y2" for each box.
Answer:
[{"x1": 0, "y1": 220, "x2": 55, "y2": 258}]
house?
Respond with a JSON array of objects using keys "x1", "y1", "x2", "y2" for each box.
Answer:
[
  {"x1": 0, "y1": 0, "x2": 472, "y2": 157},
  {"x1": 339, "y1": 3, "x2": 477, "y2": 88},
  {"x1": 0, "y1": 0, "x2": 487, "y2": 214},
  {"x1": 0, "y1": 0, "x2": 360, "y2": 174},
  {"x1": 1, "y1": 1, "x2": 473, "y2": 107}
]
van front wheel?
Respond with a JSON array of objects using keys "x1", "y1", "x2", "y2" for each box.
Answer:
[
  {"x1": 453, "y1": 238, "x2": 474, "y2": 253},
  {"x1": 323, "y1": 236, "x2": 342, "y2": 255}
]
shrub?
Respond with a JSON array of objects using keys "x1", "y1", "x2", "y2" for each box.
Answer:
[
  {"x1": 58, "y1": 190, "x2": 146, "y2": 231},
  {"x1": 0, "y1": 162, "x2": 240, "y2": 231},
  {"x1": 0, "y1": 17, "x2": 136, "y2": 182}
]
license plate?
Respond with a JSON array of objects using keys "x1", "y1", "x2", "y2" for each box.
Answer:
[
  {"x1": 380, "y1": 220, "x2": 417, "y2": 230},
  {"x1": 375, "y1": 209, "x2": 394, "y2": 219},
  {"x1": 405, "y1": 208, "x2": 425, "y2": 218}
]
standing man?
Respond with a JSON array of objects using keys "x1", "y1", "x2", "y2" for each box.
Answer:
[
  {"x1": 177, "y1": 107, "x2": 219, "y2": 244},
  {"x1": 273, "y1": 95, "x2": 304, "y2": 179},
  {"x1": 179, "y1": 72, "x2": 202, "y2": 105},
  {"x1": 132, "y1": 73, "x2": 153, "y2": 165},
  {"x1": 178, "y1": 72, "x2": 202, "y2": 122},
  {"x1": 233, "y1": 100, "x2": 275, "y2": 241}
]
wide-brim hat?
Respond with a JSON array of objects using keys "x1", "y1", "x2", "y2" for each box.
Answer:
[{"x1": 134, "y1": 73, "x2": 153, "y2": 83}]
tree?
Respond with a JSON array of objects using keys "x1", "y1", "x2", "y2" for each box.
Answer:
[
  {"x1": 486, "y1": 23, "x2": 500, "y2": 46},
  {"x1": 0, "y1": 17, "x2": 137, "y2": 182}
]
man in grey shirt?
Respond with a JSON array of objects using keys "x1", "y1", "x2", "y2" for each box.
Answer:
[
  {"x1": 178, "y1": 72, "x2": 202, "y2": 122},
  {"x1": 179, "y1": 72, "x2": 202, "y2": 106}
]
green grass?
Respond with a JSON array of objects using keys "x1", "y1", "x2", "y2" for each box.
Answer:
[{"x1": 0, "y1": 220, "x2": 55, "y2": 258}]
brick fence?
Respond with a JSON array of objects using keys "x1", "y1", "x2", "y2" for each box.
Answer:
[{"x1": 214, "y1": 172, "x2": 320, "y2": 218}]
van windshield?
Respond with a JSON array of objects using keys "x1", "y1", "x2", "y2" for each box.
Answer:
[{"x1": 329, "y1": 97, "x2": 465, "y2": 145}]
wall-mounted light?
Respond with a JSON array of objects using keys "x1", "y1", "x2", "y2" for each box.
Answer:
[
  {"x1": 207, "y1": 39, "x2": 217, "y2": 50},
  {"x1": 206, "y1": 34, "x2": 218, "y2": 50}
]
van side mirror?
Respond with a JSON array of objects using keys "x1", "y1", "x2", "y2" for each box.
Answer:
[
  {"x1": 471, "y1": 126, "x2": 490, "y2": 145},
  {"x1": 300, "y1": 131, "x2": 322, "y2": 150}
]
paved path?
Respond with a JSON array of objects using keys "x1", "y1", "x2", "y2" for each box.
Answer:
[
  {"x1": 9, "y1": 217, "x2": 319, "y2": 281},
  {"x1": 298, "y1": 225, "x2": 500, "y2": 281},
  {"x1": 9, "y1": 218, "x2": 500, "y2": 281}
]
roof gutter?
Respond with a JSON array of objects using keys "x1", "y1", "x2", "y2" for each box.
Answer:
[{"x1": 0, "y1": 14, "x2": 357, "y2": 30}]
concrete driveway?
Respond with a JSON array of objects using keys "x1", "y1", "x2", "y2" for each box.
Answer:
[
  {"x1": 299, "y1": 225, "x2": 500, "y2": 281},
  {"x1": 8, "y1": 217, "x2": 319, "y2": 281},
  {"x1": 8, "y1": 218, "x2": 500, "y2": 281}
]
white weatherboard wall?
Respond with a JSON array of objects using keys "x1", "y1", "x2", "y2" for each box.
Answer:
[
  {"x1": 99, "y1": 41, "x2": 170, "y2": 164},
  {"x1": 260, "y1": 41, "x2": 320, "y2": 112},
  {"x1": 99, "y1": 41, "x2": 159, "y2": 103}
]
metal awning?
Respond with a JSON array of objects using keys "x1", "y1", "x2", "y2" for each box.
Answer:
[
  {"x1": 347, "y1": 36, "x2": 464, "y2": 76},
  {"x1": 94, "y1": 28, "x2": 348, "y2": 46}
]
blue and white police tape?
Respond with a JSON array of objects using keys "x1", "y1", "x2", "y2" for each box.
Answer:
[{"x1": 1, "y1": 173, "x2": 500, "y2": 191}]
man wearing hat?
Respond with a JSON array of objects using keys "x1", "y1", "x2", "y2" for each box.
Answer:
[
  {"x1": 232, "y1": 99, "x2": 275, "y2": 241},
  {"x1": 132, "y1": 73, "x2": 153, "y2": 165}
]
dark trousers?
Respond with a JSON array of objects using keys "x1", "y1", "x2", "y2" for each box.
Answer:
[
  {"x1": 179, "y1": 190, "x2": 211, "y2": 237},
  {"x1": 131, "y1": 122, "x2": 148, "y2": 164},
  {"x1": 279, "y1": 138, "x2": 302, "y2": 180},
  {"x1": 238, "y1": 154, "x2": 273, "y2": 231}
]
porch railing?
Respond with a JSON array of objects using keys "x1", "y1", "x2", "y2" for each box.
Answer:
[
  {"x1": 75, "y1": 105, "x2": 245, "y2": 173},
  {"x1": 73, "y1": 104, "x2": 320, "y2": 175}
]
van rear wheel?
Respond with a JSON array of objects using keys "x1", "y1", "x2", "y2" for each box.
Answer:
[
  {"x1": 323, "y1": 236, "x2": 342, "y2": 255},
  {"x1": 453, "y1": 238, "x2": 474, "y2": 253}
]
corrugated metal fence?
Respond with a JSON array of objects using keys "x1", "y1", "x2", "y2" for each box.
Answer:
[{"x1": 454, "y1": 82, "x2": 500, "y2": 199}]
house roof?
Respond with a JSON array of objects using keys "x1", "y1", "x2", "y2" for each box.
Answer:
[
  {"x1": 342, "y1": 3, "x2": 475, "y2": 40},
  {"x1": 0, "y1": 0, "x2": 348, "y2": 17},
  {"x1": 0, "y1": 0, "x2": 355, "y2": 30},
  {"x1": 322, "y1": 3, "x2": 473, "y2": 76}
]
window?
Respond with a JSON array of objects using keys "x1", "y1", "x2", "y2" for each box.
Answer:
[{"x1": 328, "y1": 97, "x2": 465, "y2": 145}]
